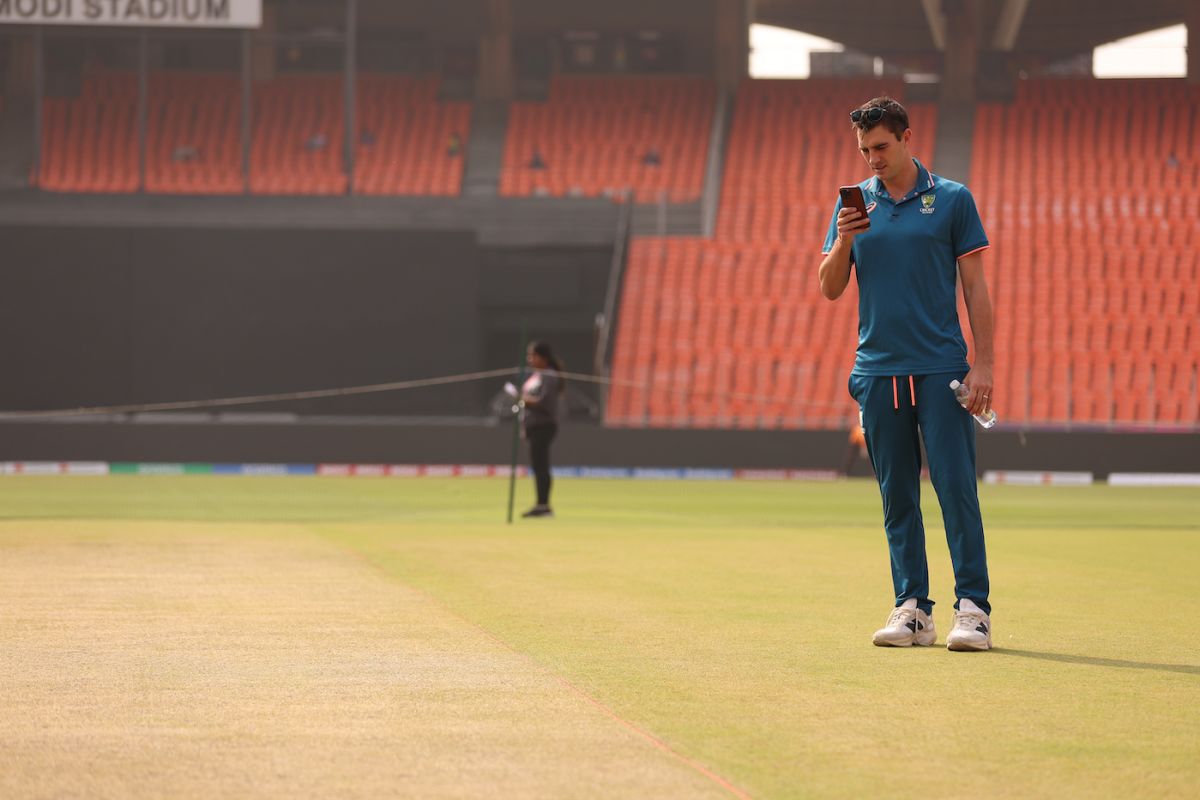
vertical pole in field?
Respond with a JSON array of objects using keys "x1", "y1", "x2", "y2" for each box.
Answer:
[{"x1": 506, "y1": 322, "x2": 528, "y2": 524}]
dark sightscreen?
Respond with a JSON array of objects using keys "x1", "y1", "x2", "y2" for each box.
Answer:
[{"x1": 0, "y1": 226, "x2": 483, "y2": 416}]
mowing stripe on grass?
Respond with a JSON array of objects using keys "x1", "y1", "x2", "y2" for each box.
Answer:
[{"x1": 391, "y1": 578, "x2": 755, "y2": 800}]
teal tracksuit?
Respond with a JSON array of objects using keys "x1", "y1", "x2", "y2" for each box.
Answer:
[
  {"x1": 823, "y1": 159, "x2": 991, "y2": 616},
  {"x1": 848, "y1": 372, "x2": 990, "y2": 615}
]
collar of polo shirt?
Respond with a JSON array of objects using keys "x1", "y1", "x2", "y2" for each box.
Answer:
[{"x1": 870, "y1": 158, "x2": 937, "y2": 203}]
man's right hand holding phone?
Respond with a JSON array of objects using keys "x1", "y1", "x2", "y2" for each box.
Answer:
[
  {"x1": 821, "y1": 186, "x2": 871, "y2": 300},
  {"x1": 836, "y1": 206, "x2": 870, "y2": 244}
]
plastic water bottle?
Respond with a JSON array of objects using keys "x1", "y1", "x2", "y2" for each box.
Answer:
[{"x1": 949, "y1": 380, "x2": 997, "y2": 429}]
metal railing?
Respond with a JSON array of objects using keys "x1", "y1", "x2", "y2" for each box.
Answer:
[
  {"x1": 700, "y1": 88, "x2": 732, "y2": 238},
  {"x1": 592, "y1": 189, "x2": 636, "y2": 418}
]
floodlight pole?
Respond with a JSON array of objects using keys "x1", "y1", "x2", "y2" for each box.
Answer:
[
  {"x1": 506, "y1": 321, "x2": 528, "y2": 524},
  {"x1": 137, "y1": 29, "x2": 148, "y2": 192},
  {"x1": 31, "y1": 27, "x2": 43, "y2": 187},
  {"x1": 241, "y1": 29, "x2": 252, "y2": 193},
  {"x1": 343, "y1": 0, "x2": 358, "y2": 193}
]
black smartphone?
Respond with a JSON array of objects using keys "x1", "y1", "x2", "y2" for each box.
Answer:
[{"x1": 839, "y1": 185, "x2": 870, "y2": 229}]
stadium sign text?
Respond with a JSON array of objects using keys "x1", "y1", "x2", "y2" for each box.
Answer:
[{"x1": 0, "y1": 0, "x2": 261, "y2": 28}]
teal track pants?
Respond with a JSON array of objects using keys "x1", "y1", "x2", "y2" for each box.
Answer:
[{"x1": 848, "y1": 372, "x2": 991, "y2": 616}]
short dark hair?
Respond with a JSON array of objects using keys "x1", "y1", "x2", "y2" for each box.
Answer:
[{"x1": 850, "y1": 97, "x2": 909, "y2": 140}]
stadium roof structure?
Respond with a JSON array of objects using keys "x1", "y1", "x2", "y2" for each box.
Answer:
[{"x1": 756, "y1": 0, "x2": 1191, "y2": 66}]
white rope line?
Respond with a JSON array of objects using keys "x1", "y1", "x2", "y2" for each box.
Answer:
[
  {"x1": 558, "y1": 370, "x2": 852, "y2": 409},
  {"x1": 0, "y1": 368, "x2": 517, "y2": 419},
  {"x1": 0, "y1": 367, "x2": 855, "y2": 419}
]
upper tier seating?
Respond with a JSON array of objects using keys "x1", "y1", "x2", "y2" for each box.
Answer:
[
  {"x1": 37, "y1": 70, "x2": 469, "y2": 196},
  {"x1": 500, "y1": 76, "x2": 715, "y2": 203}
]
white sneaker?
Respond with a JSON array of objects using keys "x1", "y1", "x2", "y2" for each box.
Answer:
[
  {"x1": 946, "y1": 609, "x2": 992, "y2": 651},
  {"x1": 872, "y1": 606, "x2": 936, "y2": 647}
]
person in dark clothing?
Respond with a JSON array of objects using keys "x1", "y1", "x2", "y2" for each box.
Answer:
[{"x1": 520, "y1": 341, "x2": 564, "y2": 518}]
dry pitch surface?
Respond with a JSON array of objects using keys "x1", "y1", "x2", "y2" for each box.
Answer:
[
  {"x1": 0, "y1": 519, "x2": 728, "y2": 799},
  {"x1": 0, "y1": 476, "x2": 1197, "y2": 799}
]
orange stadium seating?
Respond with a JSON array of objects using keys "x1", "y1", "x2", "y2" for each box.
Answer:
[
  {"x1": 608, "y1": 238, "x2": 860, "y2": 429},
  {"x1": 608, "y1": 80, "x2": 937, "y2": 429},
  {"x1": 972, "y1": 78, "x2": 1200, "y2": 427},
  {"x1": 32, "y1": 69, "x2": 1199, "y2": 429},
  {"x1": 500, "y1": 76, "x2": 715, "y2": 203},
  {"x1": 354, "y1": 74, "x2": 470, "y2": 196},
  {"x1": 247, "y1": 74, "x2": 346, "y2": 195},
  {"x1": 150, "y1": 72, "x2": 242, "y2": 194},
  {"x1": 609, "y1": 77, "x2": 1198, "y2": 430},
  {"x1": 36, "y1": 70, "x2": 468, "y2": 196},
  {"x1": 718, "y1": 79, "x2": 936, "y2": 242},
  {"x1": 39, "y1": 71, "x2": 140, "y2": 193}
]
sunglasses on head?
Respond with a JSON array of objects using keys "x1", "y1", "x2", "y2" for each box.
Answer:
[{"x1": 850, "y1": 107, "x2": 887, "y2": 124}]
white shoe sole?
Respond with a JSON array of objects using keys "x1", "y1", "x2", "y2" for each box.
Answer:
[
  {"x1": 873, "y1": 631, "x2": 937, "y2": 648},
  {"x1": 946, "y1": 636, "x2": 992, "y2": 651}
]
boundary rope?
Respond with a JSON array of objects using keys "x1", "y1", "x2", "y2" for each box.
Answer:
[{"x1": 0, "y1": 367, "x2": 854, "y2": 419}]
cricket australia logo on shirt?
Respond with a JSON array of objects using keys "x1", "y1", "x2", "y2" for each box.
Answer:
[{"x1": 920, "y1": 194, "x2": 936, "y2": 214}]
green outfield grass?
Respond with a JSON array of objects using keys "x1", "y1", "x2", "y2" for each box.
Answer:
[{"x1": 0, "y1": 476, "x2": 1197, "y2": 799}]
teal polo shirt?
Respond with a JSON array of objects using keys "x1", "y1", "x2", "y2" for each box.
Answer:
[{"x1": 822, "y1": 159, "x2": 989, "y2": 377}]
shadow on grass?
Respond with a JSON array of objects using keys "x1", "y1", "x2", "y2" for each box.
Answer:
[{"x1": 991, "y1": 648, "x2": 1200, "y2": 676}]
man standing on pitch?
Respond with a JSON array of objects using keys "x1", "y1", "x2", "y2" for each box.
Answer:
[{"x1": 818, "y1": 97, "x2": 996, "y2": 651}]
